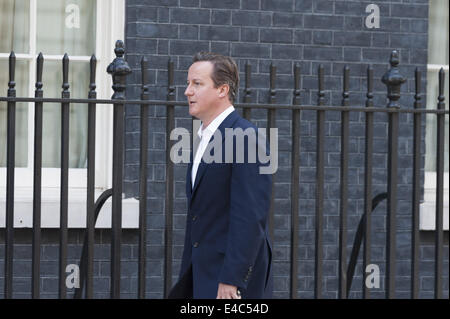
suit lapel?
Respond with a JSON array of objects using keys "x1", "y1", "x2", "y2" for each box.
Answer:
[{"x1": 190, "y1": 110, "x2": 239, "y2": 198}]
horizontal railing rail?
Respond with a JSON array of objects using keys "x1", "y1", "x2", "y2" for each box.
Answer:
[{"x1": 0, "y1": 96, "x2": 448, "y2": 114}]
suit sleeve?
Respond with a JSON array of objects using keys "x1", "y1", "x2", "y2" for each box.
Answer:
[{"x1": 218, "y1": 129, "x2": 272, "y2": 290}]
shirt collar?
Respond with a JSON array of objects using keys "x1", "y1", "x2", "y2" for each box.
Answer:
[{"x1": 197, "y1": 105, "x2": 235, "y2": 139}]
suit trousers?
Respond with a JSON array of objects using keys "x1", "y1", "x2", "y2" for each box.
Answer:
[{"x1": 167, "y1": 265, "x2": 193, "y2": 299}]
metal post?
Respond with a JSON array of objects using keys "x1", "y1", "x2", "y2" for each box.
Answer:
[
  {"x1": 138, "y1": 56, "x2": 149, "y2": 299},
  {"x1": 5, "y1": 51, "x2": 16, "y2": 299},
  {"x1": 32, "y1": 53, "x2": 44, "y2": 299},
  {"x1": 290, "y1": 63, "x2": 301, "y2": 299},
  {"x1": 243, "y1": 61, "x2": 252, "y2": 120},
  {"x1": 434, "y1": 68, "x2": 445, "y2": 299},
  {"x1": 315, "y1": 64, "x2": 325, "y2": 299},
  {"x1": 381, "y1": 50, "x2": 405, "y2": 299},
  {"x1": 164, "y1": 58, "x2": 175, "y2": 298},
  {"x1": 339, "y1": 65, "x2": 350, "y2": 299},
  {"x1": 363, "y1": 65, "x2": 374, "y2": 299},
  {"x1": 86, "y1": 54, "x2": 97, "y2": 299},
  {"x1": 411, "y1": 68, "x2": 421, "y2": 299},
  {"x1": 59, "y1": 53, "x2": 70, "y2": 299},
  {"x1": 107, "y1": 40, "x2": 132, "y2": 299},
  {"x1": 268, "y1": 63, "x2": 276, "y2": 244}
]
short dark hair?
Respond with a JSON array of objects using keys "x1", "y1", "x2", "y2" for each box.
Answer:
[{"x1": 192, "y1": 52, "x2": 239, "y2": 103}]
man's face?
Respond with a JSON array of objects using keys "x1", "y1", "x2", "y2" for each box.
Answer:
[{"x1": 185, "y1": 61, "x2": 221, "y2": 121}]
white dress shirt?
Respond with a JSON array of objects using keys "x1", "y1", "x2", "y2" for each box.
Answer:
[{"x1": 191, "y1": 105, "x2": 235, "y2": 188}]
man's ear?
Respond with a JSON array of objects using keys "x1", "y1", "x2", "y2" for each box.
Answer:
[{"x1": 218, "y1": 84, "x2": 230, "y2": 98}]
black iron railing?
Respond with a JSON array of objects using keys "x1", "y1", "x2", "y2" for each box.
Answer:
[{"x1": 0, "y1": 40, "x2": 448, "y2": 299}]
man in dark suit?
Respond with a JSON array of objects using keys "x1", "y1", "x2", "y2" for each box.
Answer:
[{"x1": 168, "y1": 52, "x2": 273, "y2": 299}]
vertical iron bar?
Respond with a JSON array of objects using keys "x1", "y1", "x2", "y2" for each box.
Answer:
[
  {"x1": 86, "y1": 55, "x2": 97, "y2": 299},
  {"x1": 267, "y1": 63, "x2": 276, "y2": 243},
  {"x1": 164, "y1": 58, "x2": 175, "y2": 298},
  {"x1": 434, "y1": 68, "x2": 445, "y2": 299},
  {"x1": 290, "y1": 63, "x2": 301, "y2": 299},
  {"x1": 315, "y1": 64, "x2": 325, "y2": 299},
  {"x1": 382, "y1": 51, "x2": 405, "y2": 299},
  {"x1": 138, "y1": 56, "x2": 149, "y2": 299},
  {"x1": 107, "y1": 40, "x2": 132, "y2": 299},
  {"x1": 59, "y1": 53, "x2": 70, "y2": 299},
  {"x1": 32, "y1": 52, "x2": 44, "y2": 299},
  {"x1": 243, "y1": 61, "x2": 252, "y2": 120},
  {"x1": 5, "y1": 51, "x2": 16, "y2": 299},
  {"x1": 339, "y1": 65, "x2": 349, "y2": 299},
  {"x1": 363, "y1": 65, "x2": 374, "y2": 299},
  {"x1": 411, "y1": 68, "x2": 421, "y2": 299},
  {"x1": 111, "y1": 80, "x2": 124, "y2": 299},
  {"x1": 386, "y1": 97, "x2": 399, "y2": 299}
]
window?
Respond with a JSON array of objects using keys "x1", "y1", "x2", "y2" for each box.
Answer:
[
  {"x1": 420, "y1": 0, "x2": 449, "y2": 230},
  {"x1": 0, "y1": 0, "x2": 138, "y2": 228}
]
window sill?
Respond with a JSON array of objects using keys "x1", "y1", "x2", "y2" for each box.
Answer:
[
  {"x1": 419, "y1": 172, "x2": 449, "y2": 231},
  {"x1": 0, "y1": 187, "x2": 139, "y2": 228},
  {"x1": 420, "y1": 201, "x2": 449, "y2": 231}
]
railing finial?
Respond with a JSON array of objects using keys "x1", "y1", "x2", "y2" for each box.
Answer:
[
  {"x1": 107, "y1": 40, "x2": 132, "y2": 100},
  {"x1": 114, "y1": 39, "x2": 125, "y2": 58},
  {"x1": 381, "y1": 50, "x2": 406, "y2": 108},
  {"x1": 8, "y1": 52, "x2": 16, "y2": 96}
]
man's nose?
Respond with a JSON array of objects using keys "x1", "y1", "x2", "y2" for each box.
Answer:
[{"x1": 184, "y1": 85, "x2": 192, "y2": 96}]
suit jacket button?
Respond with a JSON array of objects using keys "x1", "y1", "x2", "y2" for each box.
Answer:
[
  {"x1": 192, "y1": 215, "x2": 197, "y2": 221},
  {"x1": 193, "y1": 242, "x2": 199, "y2": 248}
]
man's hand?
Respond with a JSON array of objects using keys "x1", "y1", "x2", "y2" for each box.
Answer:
[{"x1": 216, "y1": 283, "x2": 241, "y2": 299}]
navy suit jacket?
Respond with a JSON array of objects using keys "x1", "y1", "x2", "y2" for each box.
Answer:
[{"x1": 171, "y1": 110, "x2": 273, "y2": 299}]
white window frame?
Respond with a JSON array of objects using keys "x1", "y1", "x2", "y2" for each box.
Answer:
[
  {"x1": 0, "y1": 0, "x2": 139, "y2": 228},
  {"x1": 419, "y1": 0, "x2": 449, "y2": 231},
  {"x1": 419, "y1": 61, "x2": 449, "y2": 231},
  {"x1": 420, "y1": 171, "x2": 449, "y2": 231}
]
